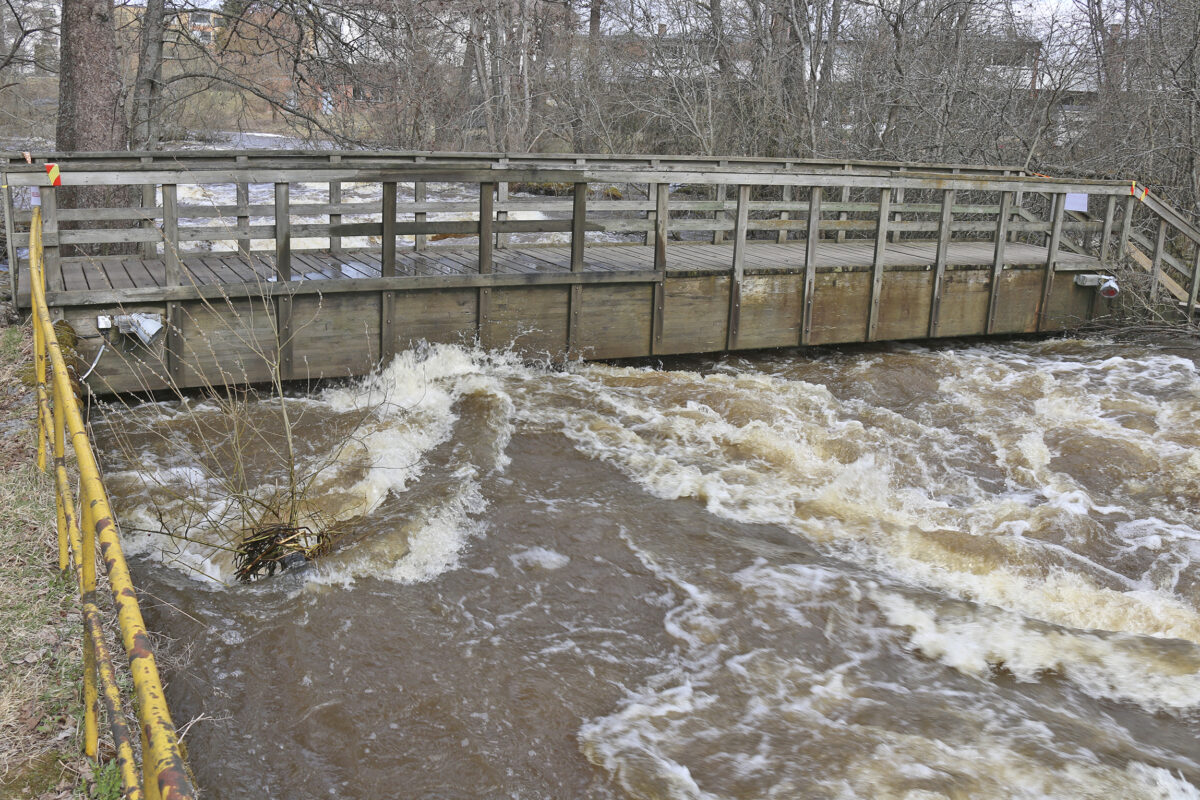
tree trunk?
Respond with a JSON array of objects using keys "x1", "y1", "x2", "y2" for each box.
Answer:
[
  {"x1": 130, "y1": 0, "x2": 166, "y2": 150},
  {"x1": 56, "y1": 0, "x2": 126, "y2": 152},
  {"x1": 57, "y1": 0, "x2": 132, "y2": 254}
]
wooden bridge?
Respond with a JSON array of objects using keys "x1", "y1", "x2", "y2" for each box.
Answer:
[{"x1": 4, "y1": 151, "x2": 1198, "y2": 394}]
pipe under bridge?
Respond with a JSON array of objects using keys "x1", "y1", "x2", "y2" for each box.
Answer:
[{"x1": 3, "y1": 150, "x2": 1196, "y2": 395}]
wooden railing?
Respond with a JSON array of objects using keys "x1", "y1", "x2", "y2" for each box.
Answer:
[{"x1": 4, "y1": 154, "x2": 1197, "y2": 321}]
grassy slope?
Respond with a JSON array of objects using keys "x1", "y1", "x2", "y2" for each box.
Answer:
[{"x1": 0, "y1": 308, "x2": 93, "y2": 799}]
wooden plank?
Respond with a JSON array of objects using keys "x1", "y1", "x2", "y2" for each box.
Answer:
[
  {"x1": 867, "y1": 189, "x2": 891, "y2": 340},
  {"x1": 496, "y1": 175, "x2": 509, "y2": 250},
  {"x1": 571, "y1": 182, "x2": 587, "y2": 272},
  {"x1": 140, "y1": 156, "x2": 157, "y2": 259},
  {"x1": 727, "y1": 184, "x2": 749, "y2": 349},
  {"x1": 274, "y1": 182, "x2": 290, "y2": 281},
  {"x1": 1150, "y1": 218, "x2": 1167, "y2": 301},
  {"x1": 647, "y1": 183, "x2": 668, "y2": 352},
  {"x1": 485, "y1": 285, "x2": 570, "y2": 355},
  {"x1": 928, "y1": 189, "x2": 954, "y2": 336},
  {"x1": 801, "y1": 186, "x2": 822, "y2": 344},
  {"x1": 713, "y1": 182, "x2": 727, "y2": 245},
  {"x1": 777, "y1": 177, "x2": 792, "y2": 245},
  {"x1": 414, "y1": 157, "x2": 427, "y2": 252},
  {"x1": 986, "y1": 191, "x2": 1013, "y2": 335},
  {"x1": 1099, "y1": 194, "x2": 1115, "y2": 263},
  {"x1": 836, "y1": 172, "x2": 850, "y2": 243},
  {"x1": 660, "y1": 275, "x2": 730, "y2": 354},
  {"x1": 1117, "y1": 195, "x2": 1135, "y2": 267},
  {"x1": 161, "y1": 184, "x2": 182, "y2": 286},
  {"x1": 276, "y1": 293, "x2": 293, "y2": 380},
  {"x1": 479, "y1": 182, "x2": 494, "y2": 274},
  {"x1": 382, "y1": 181, "x2": 397, "y2": 277},
  {"x1": 235, "y1": 155, "x2": 250, "y2": 257},
  {"x1": 1189, "y1": 246, "x2": 1200, "y2": 318},
  {"x1": 41, "y1": 187, "x2": 62, "y2": 293},
  {"x1": 329, "y1": 154, "x2": 343, "y2": 255},
  {"x1": 575, "y1": 284, "x2": 654, "y2": 358},
  {"x1": 1037, "y1": 193, "x2": 1066, "y2": 331},
  {"x1": 380, "y1": 289, "x2": 395, "y2": 366},
  {"x1": 166, "y1": 300, "x2": 183, "y2": 384}
]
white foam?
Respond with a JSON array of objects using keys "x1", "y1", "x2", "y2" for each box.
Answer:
[{"x1": 509, "y1": 546, "x2": 570, "y2": 570}]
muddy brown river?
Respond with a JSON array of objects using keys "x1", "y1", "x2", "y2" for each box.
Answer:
[{"x1": 93, "y1": 337, "x2": 1200, "y2": 799}]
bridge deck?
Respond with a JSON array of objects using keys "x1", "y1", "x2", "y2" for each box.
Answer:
[{"x1": 41, "y1": 241, "x2": 1099, "y2": 299}]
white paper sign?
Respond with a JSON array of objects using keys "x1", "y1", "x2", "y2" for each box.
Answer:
[{"x1": 1065, "y1": 192, "x2": 1088, "y2": 212}]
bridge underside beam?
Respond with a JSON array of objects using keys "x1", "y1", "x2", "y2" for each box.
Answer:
[{"x1": 43, "y1": 240, "x2": 1107, "y2": 395}]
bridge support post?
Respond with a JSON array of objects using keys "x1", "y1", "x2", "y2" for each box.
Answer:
[
  {"x1": 726, "y1": 184, "x2": 749, "y2": 350},
  {"x1": 651, "y1": 183, "x2": 668, "y2": 353},
  {"x1": 867, "y1": 188, "x2": 890, "y2": 341},
  {"x1": 928, "y1": 189, "x2": 954, "y2": 337},
  {"x1": 986, "y1": 191, "x2": 1013, "y2": 334},
  {"x1": 478, "y1": 182, "x2": 495, "y2": 347},
  {"x1": 1037, "y1": 192, "x2": 1065, "y2": 331},
  {"x1": 801, "y1": 186, "x2": 822, "y2": 345},
  {"x1": 328, "y1": 154, "x2": 342, "y2": 257},
  {"x1": 569, "y1": 182, "x2": 587, "y2": 353},
  {"x1": 1099, "y1": 195, "x2": 1115, "y2": 263}
]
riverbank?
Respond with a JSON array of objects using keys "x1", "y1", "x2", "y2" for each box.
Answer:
[{"x1": 0, "y1": 304, "x2": 91, "y2": 799}]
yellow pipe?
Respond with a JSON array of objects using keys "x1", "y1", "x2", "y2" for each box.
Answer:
[
  {"x1": 78, "y1": 480, "x2": 98, "y2": 760},
  {"x1": 28, "y1": 209, "x2": 195, "y2": 800},
  {"x1": 83, "y1": 601, "x2": 145, "y2": 800},
  {"x1": 52, "y1": 379, "x2": 68, "y2": 572}
]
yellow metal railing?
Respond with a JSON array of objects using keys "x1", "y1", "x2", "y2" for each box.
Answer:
[{"x1": 29, "y1": 207, "x2": 196, "y2": 800}]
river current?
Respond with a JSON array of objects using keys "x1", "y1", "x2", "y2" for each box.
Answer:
[{"x1": 93, "y1": 337, "x2": 1200, "y2": 799}]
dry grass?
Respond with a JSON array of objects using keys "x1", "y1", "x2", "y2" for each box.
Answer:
[{"x1": 0, "y1": 305, "x2": 95, "y2": 800}]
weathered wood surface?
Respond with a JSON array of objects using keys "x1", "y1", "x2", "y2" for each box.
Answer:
[{"x1": 6, "y1": 150, "x2": 1166, "y2": 398}]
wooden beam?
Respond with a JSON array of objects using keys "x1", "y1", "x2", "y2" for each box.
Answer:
[
  {"x1": 777, "y1": 173, "x2": 792, "y2": 244},
  {"x1": 652, "y1": 182, "x2": 668, "y2": 353},
  {"x1": 713, "y1": 181, "x2": 727, "y2": 244},
  {"x1": 161, "y1": 183, "x2": 181, "y2": 286},
  {"x1": 380, "y1": 289, "x2": 395, "y2": 367},
  {"x1": 140, "y1": 156, "x2": 157, "y2": 259},
  {"x1": 986, "y1": 191, "x2": 1013, "y2": 335},
  {"x1": 802, "y1": 186, "x2": 822, "y2": 345},
  {"x1": 166, "y1": 301, "x2": 183, "y2": 385},
  {"x1": 836, "y1": 167, "x2": 850, "y2": 243},
  {"x1": 3, "y1": 174, "x2": 18, "y2": 304},
  {"x1": 653, "y1": 183, "x2": 668, "y2": 272},
  {"x1": 479, "y1": 182, "x2": 494, "y2": 274},
  {"x1": 274, "y1": 182, "x2": 290, "y2": 282},
  {"x1": 382, "y1": 181, "x2": 397, "y2": 277},
  {"x1": 276, "y1": 293, "x2": 293, "y2": 380},
  {"x1": 235, "y1": 178, "x2": 251, "y2": 258},
  {"x1": 571, "y1": 182, "x2": 587, "y2": 272},
  {"x1": 496, "y1": 164, "x2": 509, "y2": 250},
  {"x1": 414, "y1": 155, "x2": 427, "y2": 252},
  {"x1": 727, "y1": 184, "x2": 749, "y2": 350},
  {"x1": 1099, "y1": 194, "x2": 1115, "y2": 263},
  {"x1": 1188, "y1": 245, "x2": 1200, "y2": 319},
  {"x1": 329, "y1": 154, "x2": 342, "y2": 255},
  {"x1": 928, "y1": 189, "x2": 955, "y2": 337},
  {"x1": 1150, "y1": 218, "x2": 1167, "y2": 301},
  {"x1": 1037, "y1": 192, "x2": 1066, "y2": 331},
  {"x1": 40, "y1": 187, "x2": 61, "y2": 293},
  {"x1": 1117, "y1": 195, "x2": 1135, "y2": 266},
  {"x1": 867, "y1": 189, "x2": 891, "y2": 341}
]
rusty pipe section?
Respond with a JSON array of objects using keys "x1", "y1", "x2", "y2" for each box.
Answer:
[{"x1": 29, "y1": 208, "x2": 196, "y2": 800}]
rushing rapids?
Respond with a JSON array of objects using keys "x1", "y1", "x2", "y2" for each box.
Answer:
[{"x1": 94, "y1": 337, "x2": 1200, "y2": 799}]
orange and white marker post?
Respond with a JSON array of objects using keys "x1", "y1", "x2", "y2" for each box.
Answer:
[{"x1": 45, "y1": 163, "x2": 61, "y2": 186}]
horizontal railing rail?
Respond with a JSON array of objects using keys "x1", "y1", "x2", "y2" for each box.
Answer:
[
  {"x1": 4, "y1": 154, "x2": 1196, "y2": 324},
  {"x1": 28, "y1": 206, "x2": 196, "y2": 800}
]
